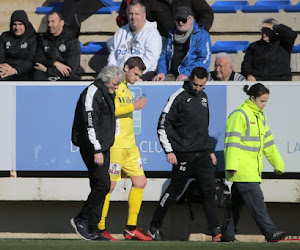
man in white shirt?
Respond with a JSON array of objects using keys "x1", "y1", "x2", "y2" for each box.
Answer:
[{"x1": 108, "y1": 0, "x2": 162, "y2": 81}]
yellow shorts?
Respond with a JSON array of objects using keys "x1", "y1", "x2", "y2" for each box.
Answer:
[{"x1": 109, "y1": 146, "x2": 144, "y2": 182}]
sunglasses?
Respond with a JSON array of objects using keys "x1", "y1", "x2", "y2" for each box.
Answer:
[
  {"x1": 176, "y1": 18, "x2": 188, "y2": 24},
  {"x1": 175, "y1": 16, "x2": 191, "y2": 24}
]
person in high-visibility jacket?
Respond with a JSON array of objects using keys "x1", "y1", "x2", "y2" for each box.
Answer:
[{"x1": 222, "y1": 83, "x2": 288, "y2": 242}]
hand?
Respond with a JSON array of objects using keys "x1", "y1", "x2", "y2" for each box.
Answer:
[
  {"x1": 133, "y1": 96, "x2": 147, "y2": 110},
  {"x1": 54, "y1": 61, "x2": 72, "y2": 77},
  {"x1": 274, "y1": 169, "x2": 283, "y2": 175},
  {"x1": 227, "y1": 170, "x2": 237, "y2": 175},
  {"x1": 210, "y1": 153, "x2": 217, "y2": 165},
  {"x1": 0, "y1": 63, "x2": 17, "y2": 78},
  {"x1": 152, "y1": 73, "x2": 165, "y2": 81},
  {"x1": 34, "y1": 62, "x2": 47, "y2": 72},
  {"x1": 94, "y1": 152, "x2": 104, "y2": 166},
  {"x1": 260, "y1": 22, "x2": 274, "y2": 30},
  {"x1": 166, "y1": 152, "x2": 177, "y2": 165},
  {"x1": 247, "y1": 74, "x2": 256, "y2": 81},
  {"x1": 176, "y1": 74, "x2": 188, "y2": 81}
]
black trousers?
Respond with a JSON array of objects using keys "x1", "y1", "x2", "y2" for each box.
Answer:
[
  {"x1": 223, "y1": 182, "x2": 277, "y2": 241},
  {"x1": 63, "y1": 0, "x2": 104, "y2": 37},
  {"x1": 150, "y1": 151, "x2": 219, "y2": 231},
  {"x1": 77, "y1": 149, "x2": 111, "y2": 233}
]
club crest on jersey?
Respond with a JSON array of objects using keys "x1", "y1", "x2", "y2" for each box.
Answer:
[
  {"x1": 6, "y1": 41, "x2": 11, "y2": 49},
  {"x1": 59, "y1": 44, "x2": 66, "y2": 52},
  {"x1": 20, "y1": 42, "x2": 27, "y2": 49},
  {"x1": 201, "y1": 97, "x2": 208, "y2": 107}
]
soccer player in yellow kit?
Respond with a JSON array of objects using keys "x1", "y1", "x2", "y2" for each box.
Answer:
[{"x1": 98, "y1": 57, "x2": 152, "y2": 241}]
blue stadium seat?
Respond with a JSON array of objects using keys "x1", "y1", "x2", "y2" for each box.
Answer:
[
  {"x1": 36, "y1": 2, "x2": 121, "y2": 14},
  {"x1": 211, "y1": 1, "x2": 249, "y2": 13},
  {"x1": 284, "y1": 1, "x2": 300, "y2": 12},
  {"x1": 292, "y1": 43, "x2": 300, "y2": 53},
  {"x1": 80, "y1": 42, "x2": 108, "y2": 54},
  {"x1": 212, "y1": 41, "x2": 250, "y2": 54},
  {"x1": 242, "y1": 0, "x2": 291, "y2": 13}
]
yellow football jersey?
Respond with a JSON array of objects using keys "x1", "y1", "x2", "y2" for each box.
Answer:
[{"x1": 112, "y1": 81, "x2": 136, "y2": 149}]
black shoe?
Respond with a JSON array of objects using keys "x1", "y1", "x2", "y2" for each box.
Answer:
[
  {"x1": 89, "y1": 231, "x2": 112, "y2": 241},
  {"x1": 147, "y1": 227, "x2": 163, "y2": 241},
  {"x1": 70, "y1": 217, "x2": 90, "y2": 240},
  {"x1": 267, "y1": 231, "x2": 288, "y2": 242}
]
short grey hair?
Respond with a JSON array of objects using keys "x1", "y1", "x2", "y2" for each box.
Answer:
[
  {"x1": 97, "y1": 65, "x2": 124, "y2": 84},
  {"x1": 127, "y1": 0, "x2": 146, "y2": 13},
  {"x1": 215, "y1": 52, "x2": 233, "y2": 67},
  {"x1": 262, "y1": 18, "x2": 279, "y2": 25}
]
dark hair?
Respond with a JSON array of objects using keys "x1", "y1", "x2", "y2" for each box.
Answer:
[
  {"x1": 243, "y1": 83, "x2": 270, "y2": 98},
  {"x1": 128, "y1": 0, "x2": 146, "y2": 13},
  {"x1": 124, "y1": 56, "x2": 146, "y2": 71},
  {"x1": 48, "y1": 11, "x2": 64, "y2": 21},
  {"x1": 190, "y1": 67, "x2": 208, "y2": 80}
]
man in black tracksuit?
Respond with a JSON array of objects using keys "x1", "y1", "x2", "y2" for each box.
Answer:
[
  {"x1": 70, "y1": 65, "x2": 123, "y2": 241},
  {"x1": 0, "y1": 10, "x2": 37, "y2": 80},
  {"x1": 34, "y1": 11, "x2": 81, "y2": 81},
  {"x1": 241, "y1": 18, "x2": 297, "y2": 81},
  {"x1": 147, "y1": 67, "x2": 221, "y2": 241}
]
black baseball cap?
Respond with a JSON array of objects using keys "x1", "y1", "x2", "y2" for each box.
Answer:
[{"x1": 174, "y1": 6, "x2": 193, "y2": 20}]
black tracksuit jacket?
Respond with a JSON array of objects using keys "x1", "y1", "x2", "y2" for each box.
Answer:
[
  {"x1": 0, "y1": 10, "x2": 37, "y2": 80},
  {"x1": 72, "y1": 80, "x2": 116, "y2": 154},
  {"x1": 157, "y1": 80, "x2": 213, "y2": 154},
  {"x1": 35, "y1": 25, "x2": 81, "y2": 80}
]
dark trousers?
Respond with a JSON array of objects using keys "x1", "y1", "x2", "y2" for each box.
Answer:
[
  {"x1": 63, "y1": 0, "x2": 104, "y2": 37},
  {"x1": 223, "y1": 182, "x2": 277, "y2": 241},
  {"x1": 77, "y1": 149, "x2": 111, "y2": 233},
  {"x1": 150, "y1": 151, "x2": 219, "y2": 231}
]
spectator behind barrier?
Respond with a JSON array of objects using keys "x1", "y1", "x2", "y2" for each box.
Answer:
[
  {"x1": 33, "y1": 11, "x2": 81, "y2": 81},
  {"x1": 208, "y1": 52, "x2": 246, "y2": 81},
  {"x1": 107, "y1": 0, "x2": 162, "y2": 81},
  {"x1": 0, "y1": 10, "x2": 37, "y2": 81},
  {"x1": 152, "y1": 6, "x2": 211, "y2": 82},
  {"x1": 241, "y1": 18, "x2": 297, "y2": 81}
]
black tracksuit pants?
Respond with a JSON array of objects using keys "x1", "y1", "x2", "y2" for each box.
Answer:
[
  {"x1": 150, "y1": 151, "x2": 219, "y2": 231},
  {"x1": 77, "y1": 149, "x2": 110, "y2": 233}
]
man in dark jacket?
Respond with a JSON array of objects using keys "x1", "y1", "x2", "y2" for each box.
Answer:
[
  {"x1": 147, "y1": 67, "x2": 222, "y2": 242},
  {"x1": 33, "y1": 11, "x2": 81, "y2": 81},
  {"x1": 70, "y1": 65, "x2": 124, "y2": 241},
  {"x1": 241, "y1": 18, "x2": 297, "y2": 81},
  {"x1": 0, "y1": 10, "x2": 37, "y2": 80}
]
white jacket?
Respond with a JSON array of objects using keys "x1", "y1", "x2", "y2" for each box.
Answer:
[{"x1": 108, "y1": 20, "x2": 162, "y2": 73}]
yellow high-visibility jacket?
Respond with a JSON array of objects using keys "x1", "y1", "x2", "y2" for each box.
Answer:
[
  {"x1": 224, "y1": 99, "x2": 284, "y2": 182},
  {"x1": 112, "y1": 81, "x2": 136, "y2": 149}
]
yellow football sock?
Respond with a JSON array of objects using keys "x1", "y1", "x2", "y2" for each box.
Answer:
[
  {"x1": 98, "y1": 192, "x2": 111, "y2": 230},
  {"x1": 127, "y1": 187, "x2": 144, "y2": 226}
]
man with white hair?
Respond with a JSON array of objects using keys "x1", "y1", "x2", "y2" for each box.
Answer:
[
  {"x1": 242, "y1": 18, "x2": 297, "y2": 81},
  {"x1": 70, "y1": 65, "x2": 124, "y2": 241},
  {"x1": 208, "y1": 53, "x2": 245, "y2": 81}
]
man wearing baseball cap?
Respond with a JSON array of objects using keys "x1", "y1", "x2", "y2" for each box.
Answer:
[{"x1": 152, "y1": 6, "x2": 212, "y2": 82}]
